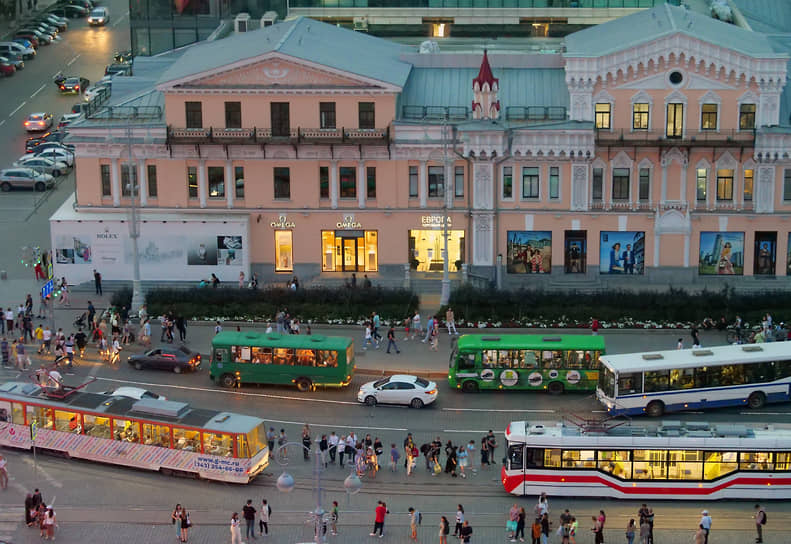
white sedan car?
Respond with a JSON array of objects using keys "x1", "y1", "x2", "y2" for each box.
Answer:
[
  {"x1": 13, "y1": 155, "x2": 70, "y2": 177},
  {"x1": 357, "y1": 374, "x2": 437, "y2": 409},
  {"x1": 104, "y1": 386, "x2": 166, "y2": 401},
  {"x1": 32, "y1": 146, "x2": 74, "y2": 167}
]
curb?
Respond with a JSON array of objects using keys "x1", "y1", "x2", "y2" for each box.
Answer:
[{"x1": 355, "y1": 367, "x2": 447, "y2": 379}]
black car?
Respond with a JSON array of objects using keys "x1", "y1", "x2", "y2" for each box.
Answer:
[
  {"x1": 128, "y1": 346, "x2": 202, "y2": 373},
  {"x1": 56, "y1": 76, "x2": 89, "y2": 94},
  {"x1": 113, "y1": 50, "x2": 133, "y2": 63},
  {"x1": 104, "y1": 63, "x2": 131, "y2": 76},
  {"x1": 25, "y1": 131, "x2": 68, "y2": 153},
  {"x1": 71, "y1": 102, "x2": 88, "y2": 114}
]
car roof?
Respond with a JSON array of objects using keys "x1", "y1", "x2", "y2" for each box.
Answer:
[
  {"x1": 28, "y1": 112, "x2": 48, "y2": 118},
  {"x1": 387, "y1": 374, "x2": 418, "y2": 383}
]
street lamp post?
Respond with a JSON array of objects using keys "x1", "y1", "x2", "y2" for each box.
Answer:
[
  {"x1": 124, "y1": 123, "x2": 144, "y2": 314},
  {"x1": 440, "y1": 117, "x2": 451, "y2": 307}
]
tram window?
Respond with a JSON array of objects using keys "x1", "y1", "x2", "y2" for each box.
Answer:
[
  {"x1": 704, "y1": 451, "x2": 737, "y2": 480},
  {"x1": 776, "y1": 453, "x2": 790, "y2": 471},
  {"x1": 54, "y1": 410, "x2": 79, "y2": 433},
  {"x1": 25, "y1": 405, "x2": 53, "y2": 429},
  {"x1": 562, "y1": 450, "x2": 595, "y2": 468},
  {"x1": 273, "y1": 348, "x2": 295, "y2": 366},
  {"x1": 251, "y1": 347, "x2": 272, "y2": 364},
  {"x1": 84, "y1": 414, "x2": 111, "y2": 438},
  {"x1": 204, "y1": 432, "x2": 233, "y2": 457},
  {"x1": 669, "y1": 368, "x2": 695, "y2": 390},
  {"x1": 633, "y1": 450, "x2": 667, "y2": 479},
  {"x1": 11, "y1": 402, "x2": 24, "y2": 424},
  {"x1": 668, "y1": 450, "x2": 703, "y2": 480},
  {"x1": 618, "y1": 373, "x2": 641, "y2": 395},
  {"x1": 544, "y1": 448, "x2": 561, "y2": 468},
  {"x1": 317, "y1": 350, "x2": 338, "y2": 368},
  {"x1": 173, "y1": 428, "x2": 201, "y2": 452},
  {"x1": 644, "y1": 370, "x2": 670, "y2": 392},
  {"x1": 522, "y1": 351, "x2": 538, "y2": 369},
  {"x1": 598, "y1": 450, "x2": 632, "y2": 479},
  {"x1": 237, "y1": 434, "x2": 250, "y2": 458},
  {"x1": 482, "y1": 350, "x2": 496, "y2": 368},
  {"x1": 114, "y1": 419, "x2": 140, "y2": 443},
  {"x1": 457, "y1": 353, "x2": 476, "y2": 370},
  {"x1": 740, "y1": 452, "x2": 774, "y2": 471},
  {"x1": 507, "y1": 445, "x2": 524, "y2": 470},
  {"x1": 0, "y1": 401, "x2": 9, "y2": 422},
  {"x1": 526, "y1": 448, "x2": 544, "y2": 468},
  {"x1": 745, "y1": 362, "x2": 774, "y2": 383},
  {"x1": 143, "y1": 423, "x2": 172, "y2": 448},
  {"x1": 296, "y1": 349, "x2": 316, "y2": 367}
]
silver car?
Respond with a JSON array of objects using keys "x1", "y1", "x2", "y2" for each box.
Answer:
[
  {"x1": 0, "y1": 168, "x2": 54, "y2": 191},
  {"x1": 13, "y1": 155, "x2": 70, "y2": 177}
]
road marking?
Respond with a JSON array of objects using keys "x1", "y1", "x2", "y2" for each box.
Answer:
[
  {"x1": 66, "y1": 54, "x2": 80, "y2": 66},
  {"x1": 21, "y1": 457, "x2": 63, "y2": 488},
  {"x1": 6, "y1": 475, "x2": 29, "y2": 495},
  {"x1": 266, "y1": 418, "x2": 407, "y2": 432},
  {"x1": 31, "y1": 84, "x2": 46, "y2": 98},
  {"x1": 740, "y1": 411, "x2": 788, "y2": 415},
  {"x1": 9, "y1": 101, "x2": 26, "y2": 117},
  {"x1": 95, "y1": 377, "x2": 360, "y2": 406},
  {"x1": 442, "y1": 408, "x2": 555, "y2": 413},
  {"x1": 0, "y1": 119, "x2": 5, "y2": 127}
]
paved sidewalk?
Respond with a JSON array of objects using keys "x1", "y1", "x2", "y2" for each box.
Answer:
[{"x1": 0, "y1": 0, "x2": 60, "y2": 40}]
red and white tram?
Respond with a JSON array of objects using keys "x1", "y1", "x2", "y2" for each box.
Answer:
[{"x1": 503, "y1": 420, "x2": 791, "y2": 500}]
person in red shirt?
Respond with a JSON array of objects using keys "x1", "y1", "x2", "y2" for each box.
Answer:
[
  {"x1": 591, "y1": 318, "x2": 600, "y2": 336},
  {"x1": 370, "y1": 501, "x2": 388, "y2": 538}
]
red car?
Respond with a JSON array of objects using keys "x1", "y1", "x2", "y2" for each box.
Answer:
[
  {"x1": 13, "y1": 32, "x2": 39, "y2": 48},
  {"x1": 0, "y1": 62, "x2": 15, "y2": 77}
]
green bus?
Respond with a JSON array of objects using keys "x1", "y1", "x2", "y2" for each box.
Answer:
[
  {"x1": 210, "y1": 331, "x2": 356, "y2": 392},
  {"x1": 448, "y1": 334, "x2": 605, "y2": 394}
]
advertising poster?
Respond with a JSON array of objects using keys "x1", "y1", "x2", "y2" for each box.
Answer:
[
  {"x1": 55, "y1": 235, "x2": 92, "y2": 264},
  {"x1": 506, "y1": 231, "x2": 551, "y2": 274},
  {"x1": 599, "y1": 231, "x2": 645, "y2": 274},
  {"x1": 217, "y1": 236, "x2": 243, "y2": 266},
  {"x1": 754, "y1": 232, "x2": 776, "y2": 275},
  {"x1": 699, "y1": 231, "x2": 744, "y2": 275},
  {"x1": 187, "y1": 237, "x2": 218, "y2": 266}
]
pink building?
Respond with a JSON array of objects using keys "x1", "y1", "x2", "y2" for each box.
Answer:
[{"x1": 52, "y1": 5, "x2": 791, "y2": 289}]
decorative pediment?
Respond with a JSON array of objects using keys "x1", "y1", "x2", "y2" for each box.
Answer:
[
  {"x1": 665, "y1": 89, "x2": 688, "y2": 104},
  {"x1": 630, "y1": 90, "x2": 653, "y2": 105},
  {"x1": 611, "y1": 150, "x2": 633, "y2": 168},
  {"x1": 698, "y1": 90, "x2": 721, "y2": 104},
  {"x1": 716, "y1": 151, "x2": 737, "y2": 170},
  {"x1": 618, "y1": 72, "x2": 736, "y2": 91},
  {"x1": 593, "y1": 89, "x2": 614, "y2": 104}
]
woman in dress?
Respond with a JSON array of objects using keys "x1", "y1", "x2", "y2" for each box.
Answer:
[
  {"x1": 439, "y1": 516, "x2": 449, "y2": 544},
  {"x1": 44, "y1": 507, "x2": 56, "y2": 541},
  {"x1": 172, "y1": 504, "x2": 183, "y2": 541},
  {"x1": 180, "y1": 507, "x2": 191, "y2": 542},
  {"x1": 230, "y1": 512, "x2": 242, "y2": 544}
]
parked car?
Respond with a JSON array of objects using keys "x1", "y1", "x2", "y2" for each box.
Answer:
[
  {"x1": 0, "y1": 54, "x2": 23, "y2": 70},
  {"x1": 357, "y1": 374, "x2": 438, "y2": 408},
  {"x1": 0, "y1": 62, "x2": 15, "y2": 77},
  {"x1": 24, "y1": 112, "x2": 53, "y2": 132},
  {"x1": 104, "y1": 386, "x2": 166, "y2": 401},
  {"x1": 13, "y1": 32, "x2": 39, "y2": 48},
  {"x1": 13, "y1": 38, "x2": 37, "y2": 50},
  {"x1": 104, "y1": 63, "x2": 131, "y2": 76},
  {"x1": 33, "y1": 145, "x2": 74, "y2": 166},
  {"x1": 47, "y1": 4, "x2": 89, "y2": 17},
  {"x1": 87, "y1": 7, "x2": 108, "y2": 25},
  {"x1": 0, "y1": 168, "x2": 54, "y2": 192},
  {"x1": 16, "y1": 29, "x2": 52, "y2": 45},
  {"x1": 113, "y1": 49, "x2": 132, "y2": 63},
  {"x1": 58, "y1": 0, "x2": 95, "y2": 11},
  {"x1": 57, "y1": 76, "x2": 89, "y2": 94},
  {"x1": 13, "y1": 155, "x2": 70, "y2": 177},
  {"x1": 0, "y1": 41, "x2": 35, "y2": 60},
  {"x1": 38, "y1": 14, "x2": 68, "y2": 31},
  {"x1": 71, "y1": 102, "x2": 88, "y2": 115},
  {"x1": 83, "y1": 82, "x2": 109, "y2": 102},
  {"x1": 58, "y1": 112, "x2": 82, "y2": 129},
  {"x1": 128, "y1": 346, "x2": 202, "y2": 373},
  {"x1": 22, "y1": 21, "x2": 58, "y2": 37},
  {"x1": 25, "y1": 131, "x2": 68, "y2": 153}
]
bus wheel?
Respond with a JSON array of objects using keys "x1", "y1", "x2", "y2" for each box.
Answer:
[
  {"x1": 547, "y1": 381, "x2": 564, "y2": 395},
  {"x1": 220, "y1": 373, "x2": 236, "y2": 388},
  {"x1": 748, "y1": 391, "x2": 766, "y2": 409},
  {"x1": 296, "y1": 378, "x2": 312, "y2": 392},
  {"x1": 461, "y1": 380, "x2": 478, "y2": 393},
  {"x1": 645, "y1": 400, "x2": 665, "y2": 418},
  {"x1": 364, "y1": 395, "x2": 377, "y2": 406}
]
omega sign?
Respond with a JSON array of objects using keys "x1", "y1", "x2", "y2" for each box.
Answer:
[
  {"x1": 337, "y1": 215, "x2": 362, "y2": 229},
  {"x1": 270, "y1": 215, "x2": 295, "y2": 229}
]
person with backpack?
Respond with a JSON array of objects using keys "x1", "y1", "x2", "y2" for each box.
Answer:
[
  {"x1": 439, "y1": 516, "x2": 450, "y2": 544},
  {"x1": 408, "y1": 507, "x2": 421, "y2": 541},
  {"x1": 754, "y1": 504, "x2": 766, "y2": 543},
  {"x1": 259, "y1": 499, "x2": 272, "y2": 536}
]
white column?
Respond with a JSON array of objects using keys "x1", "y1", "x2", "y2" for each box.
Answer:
[
  {"x1": 357, "y1": 160, "x2": 365, "y2": 208},
  {"x1": 137, "y1": 159, "x2": 147, "y2": 207},
  {"x1": 683, "y1": 233, "x2": 690, "y2": 268},
  {"x1": 198, "y1": 159, "x2": 207, "y2": 208},
  {"x1": 660, "y1": 163, "x2": 668, "y2": 202},
  {"x1": 330, "y1": 160, "x2": 338, "y2": 209},
  {"x1": 680, "y1": 162, "x2": 688, "y2": 203},
  {"x1": 445, "y1": 162, "x2": 453, "y2": 209},
  {"x1": 225, "y1": 160, "x2": 234, "y2": 209},
  {"x1": 419, "y1": 160, "x2": 427, "y2": 209},
  {"x1": 110, "y1": 158, "x2": 120, "y2": 207},
  {"x1": 653, "y1": 233, "x2": 661, "y2": 267}
]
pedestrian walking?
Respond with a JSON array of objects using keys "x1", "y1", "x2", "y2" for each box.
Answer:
[
  {"x1": 457, "y1": 441, "x2": 468, "y2": 478},
  {"x1": 540, "y1": 513, "x2": 550, "y2": 544},
  {"x1": 639, "y1": 518, "x2": 650, "y2": 544},
  {"x1": 180, "y1": 507, "x2": 191, "y2": 542},
  {"x1": 386, "y1": 326, "x2": 400, "y2": 354},
  {"x1": 230, "y1": 513, "x2": 242, "y2": 544},
  {"x1": 302, "y1": 424, "x2": 311, "y2": 460},
  {"x1": 754, "y1": 504, "x2": 766, "y2": 543},
  {"x1": 691, "y1": 326, "x2": 701, "y2": 348},
  {"x1": 591, "y1": 516, "x2": 603, "y2": 544},
  {"x1": 430, "y1": 322, "x2": 439, "y2": 351},
  {"x1": 445, "y1": 307, "x2": 458, "y2": 335},
  {"x1": 454, "y1": 505, "x2": 464, "y2": 537},
  {"x1": 277, "y1": 429, "x2": 288, "y2": 460},
  {"x1": 243, "y1": 499, "x2": 256, "y2": 540},
  {"x1": 266, "y1": 427, "x2": 275, "y2": 453},
  {"x1": 513, "y1": 507, "x2": 526, "y2": 542},
  {"x1": 259, "y1": 499, "x2": 271, "y2": 536},
  {"x1": 408, "y1": 507, "x2": 418, "y2": 541},
  {"x1": 439, "y1": 515, "x2": 450, "y2": 544},
  {"x1": 363, "y1": 323, "x2": 378, "y2": 350},
  {"x1": 330, "y1": 501, "x2": 339, "y2": 536},
  {"x1": 0, "y1": 453, "x2": 8, "y2": 490},
  {"x1": 176, "y1": 315, "x2": 187, "y2": 342},
  {"x1": 531, "y1": 517, "x2": 542, "y2": 544},
  {"x1": 43, "y1": 506, "x2": 55, "y2": 540},
  {"x1": 411, "y1": 311, "x2": 421, "y2": 340},
  {"x1": 239, "y1": 271, "x2": 246, "y2": 289},
  {"x1": 172, "y1": 504, "x2": 184, "y2": 539},
  {"x1": 699, "y1": 510, "x2": 711, "y2": 544},
  {"x1": 320, "y1": 434, "x2": 329, "y2": 467},
  {"x1": 328, "y1": 432, "x2": 339, "y2": 464},
  {"x1": 372, "y1": 312, "x2": 382, "y2": 342},
  {"x1": 591, "y1": 317, "x2": 599, "y2": 335},
  {"x1": 485, "y1": 430, "x2": 497, "y2": 466},
  {"x1": 677, "y1": 338, "x2": 683, "y2": 349},
  {"x1": 93, "y1": 269, "x2": 102, "y2": 295},
  {"x1": 625, "y1": 519, "x2": 636, "y2": 544},
  {"x1": 459, "y1": 520, "x2": 473, "y2": 544},
  {"x1": 338, "y1": 435, "x2": 346, "y2": 467},
  {"x1": 403, "y1": 316, "x2": 411, "y2": 341},
  {"x1": 422, "y1": 315, "x2": 434, "y2": 343},
  {"x1": 370, "y1": 500, "x2": 388, "y2": 538}
]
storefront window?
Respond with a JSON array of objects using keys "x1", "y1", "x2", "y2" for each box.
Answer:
[
  {"x1": 321, "y1": 230, "x2": 378, "y2": 272},
  {"x1": 274, "y1": 230, "x2": 293, "y2": 272},
  {"x1": 409, "y1": 229, "x2": 465, "y2": 272}
]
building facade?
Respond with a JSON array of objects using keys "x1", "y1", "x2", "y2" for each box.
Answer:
[{"x1": 53, "y1": 5, "x2": 791, "y2": 290}]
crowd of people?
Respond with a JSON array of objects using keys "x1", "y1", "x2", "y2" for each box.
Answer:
[{"x1": 23, "y1": 488, "x2": 57, "y2": 540}]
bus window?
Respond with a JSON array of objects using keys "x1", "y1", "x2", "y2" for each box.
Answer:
[
  {"x1": 618, "y1": 372, "x2": 641, "y2": 395},
  {"x1": 84, "y1": 414, "x2": 111, "y2": 438},
  {"x1": 543, "y1": 448, "x2": 561, "y2": 467},
  {"x1": 522, "y1": 350, "x2": 538, "y2": 369},
  {"x1": 114, "y1": 419, "x2": 140, "y2": 443},
  {"x1": 598, "y1": 450, "x2": 631, "y2": 479},
  {"x1": 720, "y1": 364, "x2": 746, "y2": 386},
  {"x1": 318, "y1": 350, "x2": 338, "y2": 368},
  {"x1": 587, "y1": 351, "x2": 600, "y2": 369},
  {"x1": 251, "y1": 347, "x2": 272, "y2": 364},
  {"x1": 668, "y1": 450, "x2": 702, "y2": 480},
  {"x1": 346, "y1": 344, "x2": 355, "y2": 365},
  {"x1": 562, "y1": 450, "x2": 595, "y2": 468},
  {"x1": 232, "y1": 346, "x2": 251, "y2": 363},
  {"x1": 296, "y1": 349, "x2": 316, "y2": 367},
  {"x1": 776, "y1": 452, "x2": 790, "y2": 471},
  {"x1": 745, "y1": 362, "x2": 774, "y2": 383},
  {"x1": 566, "y1": 351, "x2": 583, "y2": 369},
  {"x1": 458, "y1": 353, "x2": 476, "y2": 370},
  {"x1": 740, "y1": 452, "x2": 774, "y2": 471},
  {"x1": 54, "y1": 410, "x2": 79, "y2": 432},
  {"x1": 704, "y1": 451, "x2": 737, "y2": 480},
  {"x1": 542, "y1": 351, "x2": 563, "y2": 369},
  {"x1": 507, "y1": 444, "x2": 523, "y2": 470},
  {"x1": 497, "y1": 350, "x2": 513, "y2": 368},
  {"x1": 143, "y1": 423, "x2": 172, "y2": 448},
  {"x1": 173, "y1": 428, "x2": 201, "y2": 452},
  {"x1": 25, "y1": 405, "x2": 53, "y2": 429},
  {"x1": 633, "y1": 450, "x2": 667, "y2": 479},
  {"x1": 204, "y1": 432, "x2": 233, "y2": 457},
  {"x1": 669, "y1": 368, "x2": 695, "y2": 390},
  {"x1": 526, "y1": 448, "x2": 544, "y2": 468},
  {"x1": 644, "y1": 370, "x2": 670, "y2": 392},
  {"x1": 775, "y1": 360, "x2": 791, "y2": 379},
  {"x1": 274, "y1": 348, "x2": 295, "y2": 366},
  {"x1": 11, "y1": 402, "x2": 24, "y2": 424},
  {"x1": 482, "y1": 350, "x2": 497, "y2": 368},
  {"x1": 213, "y1": 348, "x2": 227, "y2": 363}
]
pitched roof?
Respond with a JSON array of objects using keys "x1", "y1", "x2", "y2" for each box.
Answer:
[
  {"x1": 473, "y1": 50, "x2": 498, "y2": 90},
  {"x1": 157, "y1": 17, "x2": 412, "y2": 88},
  {"x1": 564, "y1": 3, "x2": 784, "y2": 59}
]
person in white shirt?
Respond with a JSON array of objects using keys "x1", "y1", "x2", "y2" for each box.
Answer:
[
  {"x1": 214, "y1": 321, "x2": 223, "y2": 335},
  {"x1": 230, "y1": 512, "x2": 242, "y2": 544},
  {"x1": 345, "y1": 435, "x2": 356, "y2": 464},
  {"x1": 328, "y1": 432, "x2": 340, "y2": 464},
  {"x1": 0, "y1": 453, "x2": 7, "y2": 489}
]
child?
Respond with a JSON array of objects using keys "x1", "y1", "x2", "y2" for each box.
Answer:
[
  {"x1": 531, "y1": 517, "x2": 542, "y2": 544},
  {"x1": 390, "y1": 443, "x2": 400, "y2": 472}
]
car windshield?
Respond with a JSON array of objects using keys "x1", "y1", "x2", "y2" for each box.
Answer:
[
  {"x1": 415, "y1": 377, "x2": 430, "y2": 388},
  {"x1": 90, "y1": 8, "x2": 103, "y2": 15},
  {"x1": 65, "y1": 78, "x2": 78, "y2": 84},
  {"x1": 372, "y1": 377, "x2": 390, "y2": 388},
  {"x1": 30, "y1": 114, "x2": 44, "y2": 120}
]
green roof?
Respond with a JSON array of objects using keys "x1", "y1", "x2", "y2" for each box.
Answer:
[
  {"x1": 456, "y1": 333, "x2": 606, "y2": 351},
  {"x1": 212, "y1": 331, "x2": 353, "y2": 350},
  {"x1": 565, "y1": 3, "x2": 784, "y2": 59}
]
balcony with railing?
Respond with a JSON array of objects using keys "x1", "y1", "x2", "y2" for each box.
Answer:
[
  {"x1": 595, "y1": 128, "x2": 755, "y2": 147},
  {"x1": 400, "y1": 105, "x2": 566, "y2": 123},
  {"x1": 166, "y1": 126, "x2": 389, "y2": 145}
]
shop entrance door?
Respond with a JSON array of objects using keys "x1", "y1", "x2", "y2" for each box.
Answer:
[{"x1": 342, "y1": 237, "x2": 358, "y2": 271}]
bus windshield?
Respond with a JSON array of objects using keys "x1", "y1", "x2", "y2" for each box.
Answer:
[
  {"x1": 247, "y1": 422, "x2": 268, "y2": 456},
  {"x1": 599, "y1": 366, "x2": 616, "y2": 398}
]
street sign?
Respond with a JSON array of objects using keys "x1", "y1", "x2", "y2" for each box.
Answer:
[
  {"x1": 30, "y1": 421, "x2": 38, "y2": 442},
  {"x1": 41, "y1": 279, "x2": 53, "y2": 299}
]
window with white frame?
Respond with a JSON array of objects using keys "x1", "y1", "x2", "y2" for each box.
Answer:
[
  {"x1": 502, "y1": 166, "x2": 513, "y2": 199},
  {"x1": 612, "y1": 168, "x2": 630, "y2": 200},
  {"x1": 739, "y1": 104, "x2": 756, "y2": 130},
  {"x1": 595, "y1": 103, "x2": 611, "y2": 130},
  {"x1": 701, "y1": 103, "x2": 718, "y2": 130},
  {"x1": 696, "y1": 168, "x2": 707, "y2": 201},
  {"x1": 716, "y1": 169, "x2": 734, "y2": 201},
  {"x1": 549, "y1": 167, "x2": 559, "y2": 199},
  {"x1": 592, "y1": 168, "x2": 603, "y2": 202},
  {"x1": 632, "y1": 103, "x2": 649, "y2": 130},
  {"x1": 743, "y1": 169, "x2": 753, "y2": 202},
  {"x1": 521, "y1": 167, "x2": 539, "y2": 199},
  {"x1": 639, "y1": 168, "x2": 650, "y2": 201}
]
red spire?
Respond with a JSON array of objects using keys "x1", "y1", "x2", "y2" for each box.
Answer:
[{"x1": 473, "y1": 49, "x2": 498, "y2": 90}]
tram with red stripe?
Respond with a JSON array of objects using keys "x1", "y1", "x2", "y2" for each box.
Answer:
[{"x1": 502, "y1": 420, "x2": 791, "y2": 500}]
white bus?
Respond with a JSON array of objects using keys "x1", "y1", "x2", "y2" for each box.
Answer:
[
  {"x1": 597, "y1": 343, "x2": 791, "y2": 417},
  {"x1": 503, "y1": 420, "x2": 791, "y2": 500}
]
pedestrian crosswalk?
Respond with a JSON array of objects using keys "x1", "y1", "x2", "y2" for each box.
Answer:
[{"x1": 0, "y1": 507, "x2": 24, "y2": 542}]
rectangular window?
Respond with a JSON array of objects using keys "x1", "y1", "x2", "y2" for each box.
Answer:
[
  {"x1": 549, "y1": 166, "x2": 559, "y2": 199},
  {"x1": 187, "y1": 166, "x2": 198, "y2": 199},
  {"x1": 319, "y1": 166, "x2": 329, "y2": 199},
  {"x1": 274, "y1": 230, "x2": 293, "y2": 272},
  {"x1": 366, "y1": 167, "x2": 376, "y2": 199},
  {"x1": 146, "y1": 165, "x2": 157, "y2": 198},
  {"x1": 666, "y1": 103, "x2": 684, "y2": 138},
  {"x1": 521, "y1": 167, "x2": 539, "y2": 199},
  {"x1": 739, "y1": 103, "x2": 756, "y2": 130},
  {"x1": 207, "y1": 166, "x2": 225, "y2": 198},
  {"x1": 716, "y1": 169, "x2": 734, "y2": 201},
  {"x1": 612, "y1": 168, "x2": 630, "y2": 200},
  {"x1": 784, "y1": 169, "x2": 791, "y2": 201},
  {"x1": 270, "y1": 102, "x2": 290, "y2": 137},
  {"x1": 502, "y1": 166, "x2": 513, "y2": 199},
  {"x1": 639, "y1": 168, "x2": 650, "y2": 201},
  {"x1": 100, "y1": 164, "x2": 111, "y2": 197},
  {"x1": 595, "y1": 103, "x2": 611, "y2": 129},
  {"x1": 339, "y1": 166, "x2": 356, "y2": 198},
  {"x1": 704, "y1": 451, "x2": 737, "y2": 480},
  {"x1": 224, "y1": 101, "x2": 241, "y2": 128},
  {"x1": 142, "y1": 423, "x2": 171, "y2": 448},
  {"x1": 696, "y1": 168, "x2": 707, "y2": 201},
  {"x1": 120, "y1": 163, "x2": 133, "y2": 197},
  {"x1": 409, "y1": 166, "x2": 418, "y2": 197},
  {"x1": 592, "y1": 168, "x2": 603, "y2": 201},
  {"x1": 632, "y1": 103, "x2": 649, "y2": 130},
  {"x1": 701, "y1": 103, "x2": 718, "y2": 130},
  {"x1": 454, "y1": 166, "x2": 464, "y2": 198},
  {"x1": 358, "y1": 102, "x2": 375, "y2": 129},
  {"x1": 743, "y1": 169, "x2": 753, "y2": 201},
  {"x1": 428, "y1": 166, "x2": 444, "y2": 197},
  {"x1": 598, "y1": 450, "x2": 632, "y2": 479},
  {"x1": 234, "y1": 166, "x2": 244, "y2": 199},
  {"x1": 273, "y1": 167, "x2": 290, "y2": 199},
  {"x1": 320, "y1": 102, "x2": 336, "y2": 129},
  {"x1": 185, "y1": 101, "x2": 202, "y2": 129}
]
